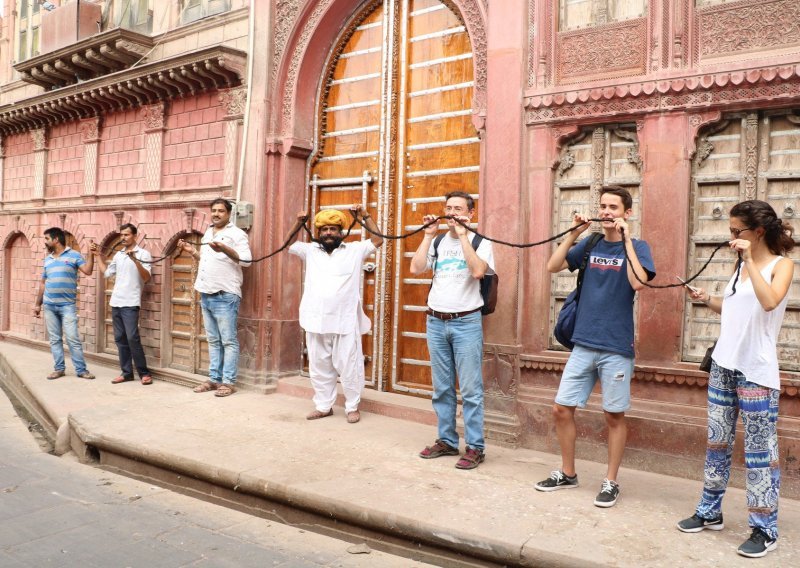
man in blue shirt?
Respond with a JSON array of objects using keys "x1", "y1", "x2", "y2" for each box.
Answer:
[
  {"x1": 33, "y1": 227, "x2": 95, "y2": 380},
  {"x1": 535, "y1": 186, "x2": 655, "y2": 508}
]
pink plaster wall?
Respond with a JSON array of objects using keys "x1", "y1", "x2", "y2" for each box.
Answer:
[
  {"x1": 162, "y1": 93, "x2": 226, "y2": 189},
  {"x1": 46, "y1": 121, "x2": 85, "y2": 199},
  {"x1": 2, "y1": 133, "x2": 35, "y2": 202},
  {"x1": 97, "y1": 109, "x2": 145, "y2": 195}
]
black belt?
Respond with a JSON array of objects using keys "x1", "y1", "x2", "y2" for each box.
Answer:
[
  {"x1": 426, "y1": 307, "x2": 481, "y2": 321},
  {"x1": 204, "y1": 290, "x2": 226, "y2": 296}
]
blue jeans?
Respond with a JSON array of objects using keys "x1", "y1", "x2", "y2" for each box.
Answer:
[
  {"x1": 112, "y1": 306, "x2": 150, "y2": 379},
  {"x1": 696, "y1": 362, "x2": 780, "y2": 539},
  {"x1": 43, "y1": 303, "x2": 88, "y2": 375},
  {"x1": 426, "y1": 311, "x2": 485, "y2": 450},
  {"x1": 200, "y1": 292, "x2": 241, "y2": 385}
]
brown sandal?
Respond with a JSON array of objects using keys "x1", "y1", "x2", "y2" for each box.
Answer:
[
  {"x1": 193, "y1": 381, "x2": 218, "y2": 393},
  {"x1": 346, "y1": 410, "x2": 361, "y2": 424},
  {"x1": 214, "y1": 384, "x2": 236, "y2": 397},
  {"x1": 306, "y1": 409, "x2": 333, "y2": 420},
  {"x1": 140, "y1": 375, "x2": 153, "y2": 385},
  {"x1": 47, "y1": 371, "x2": 66, "y2": 380}
]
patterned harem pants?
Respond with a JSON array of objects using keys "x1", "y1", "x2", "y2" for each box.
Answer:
[{"x1": 695, "y1": 362, "x2": 780, "y2": 539}]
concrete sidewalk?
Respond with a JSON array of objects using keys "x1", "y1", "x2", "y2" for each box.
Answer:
[{"x1": 0, "y1": 342, "x2": 795, "y2": 567}]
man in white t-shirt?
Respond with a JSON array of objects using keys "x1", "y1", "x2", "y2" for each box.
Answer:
[
  {"x1": 410, "y1": 191, "x2": 495, "y2": 470},
  {"x1": 286, "y1": 205, "x2": 384, "y2": 423},
  {"x1": 93, "y1": 224, "x2": 153, "y2": 385}
]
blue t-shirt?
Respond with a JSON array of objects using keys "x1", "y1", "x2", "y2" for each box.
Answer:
[
  {"x1": 566, "y1": 237, "x2": 655, "y2": 358},
  {"x1": 42, "y1": 248, "x2": 85, "y2": 306}
]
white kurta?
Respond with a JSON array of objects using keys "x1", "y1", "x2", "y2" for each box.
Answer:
[{"x1": 289, "y1": 240, "x2": 376, "y2": 412}]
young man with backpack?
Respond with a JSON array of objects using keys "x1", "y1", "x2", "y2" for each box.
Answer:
[
  {"x1": 535, "y1": 186, "x2": 655, "y2": 507},
  {"x1": 410, "y1": 191, "x2": 495, "y2": 470}
]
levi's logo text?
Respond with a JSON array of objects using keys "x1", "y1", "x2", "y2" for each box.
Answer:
[{"x1": 589, "y1": 254, "x2": 623, "y2": 271}]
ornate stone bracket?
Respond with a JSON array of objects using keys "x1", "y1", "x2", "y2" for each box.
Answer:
[
  {"x1": 551, "y1": 126, "x2": 587, "y2": 176},
  {"x1": 525, "y1": 66, "x2": 800, "y2": 126},
  {"x1": 0, "y1": 46, "x2": 246, "y2": 135},
  {"x1": 693, "y1": 117, "x2": 731, "y2": 166},
  {"x1": 612, "y1": 128, "x2": 643, "y2": 170}
]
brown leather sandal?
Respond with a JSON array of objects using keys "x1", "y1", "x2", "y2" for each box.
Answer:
[
  {"x1": 47, "y1": 371, "x2": 66, "y2": 380},
  {"x1": 214, "y1": 384, "x2": 236, "y2": 397},
  {"x1": 140, "y1": 375, "x2": 153, "y2": 385},
  {"x1": 306, "y1": 409, "x2": 333, "y2": 420},
  {"x1": 193, "y1": 381, "x2": 218, "y2": 393}
]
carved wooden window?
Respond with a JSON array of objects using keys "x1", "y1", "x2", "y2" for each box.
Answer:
[
  {"x1": 550, "y1": 124, "x2": 643, "y2": 350},
  {"x1": 559, "y1": 0, "x2": 647, "y2": 31},
  {"x1": 310, "y1": 0, "x2": 480, "y2": 395},
  {"x1": 686, "y1": 111, "x2": 800, "y2": 372}
]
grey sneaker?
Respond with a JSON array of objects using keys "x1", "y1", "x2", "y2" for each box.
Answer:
[
  {"x1": 534, "y1": 470, "x2": 579, "y2": 492},
  {"x1": 737, "y1": 528, "x2": 777, "y2": 558},
  {"x1": 593, "y1": 478, "x2": 620, "y2": 508},
  {"x1": 677, "y1": 513, "x2": 724, "y2": 533}
]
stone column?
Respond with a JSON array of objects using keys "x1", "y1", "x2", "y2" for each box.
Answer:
[
  {"x1": 481, "y1": 0, "x2": 527, "y2": 446},
  {"x1": 218, "y1": 87, "x2": 246, "y2": 188},
  {"x1": 142, "y1": 102, "x2": 166, "y2": 195},
  {"x1": 31, "y1": 128, "x2": 47, "y2": 200},
  {"x1": 636, "y1": 113, "x2": 693, "y2": 365},
  {"x1": 81, "y1": 117, "x2": 101, "y2": 199},
  {"x1": 0, "y1": 135, "x2": 5, "y2": 206}
]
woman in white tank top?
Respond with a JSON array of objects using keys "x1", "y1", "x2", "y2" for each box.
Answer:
[{"x1": 676, "y1": 200, "x2": 795, "y2": 559}]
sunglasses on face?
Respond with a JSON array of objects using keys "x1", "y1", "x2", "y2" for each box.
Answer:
[{"x1": 729, "y1": 227, "x2": 753, "y2": 238}]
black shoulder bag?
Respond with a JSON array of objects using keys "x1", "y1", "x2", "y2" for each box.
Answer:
[{"x1": 553, "y1": 233, "x2": 603, "y2": 349}]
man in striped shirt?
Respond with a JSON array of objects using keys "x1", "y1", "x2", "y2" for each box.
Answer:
[{"x1": 33, "y1": 227, "x2": 96, "y2": 380}]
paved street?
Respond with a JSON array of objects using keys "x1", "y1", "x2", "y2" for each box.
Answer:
[{"x1": 0, "y1": 390, "x2": 432, "y2": 568}]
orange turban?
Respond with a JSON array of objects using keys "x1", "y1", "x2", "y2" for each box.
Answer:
[{"x1": 314, "y1": 209, "x2": 349, "y2": 228}]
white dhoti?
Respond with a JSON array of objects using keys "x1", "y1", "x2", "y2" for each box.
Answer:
[{"x1": 306, "y1": 330, "x2": 365, "y2": 413}]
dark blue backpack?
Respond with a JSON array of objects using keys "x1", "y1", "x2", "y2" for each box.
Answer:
[{"x1": 553, "y1": 233, "x2": 602, "y2": 349}]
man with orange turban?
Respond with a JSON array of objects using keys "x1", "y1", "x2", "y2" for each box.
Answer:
[{"x1": 285, "y1": 204, "x2": 384, "y2": 423}]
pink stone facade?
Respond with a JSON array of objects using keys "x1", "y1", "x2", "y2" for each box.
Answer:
[{"x1": 1, "y1": 0, "x2": 799, "y2": 491}]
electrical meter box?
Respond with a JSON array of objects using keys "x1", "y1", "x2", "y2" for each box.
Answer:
[{"x1": 234, "y1": 201, "x2": 253, "y2": 231}]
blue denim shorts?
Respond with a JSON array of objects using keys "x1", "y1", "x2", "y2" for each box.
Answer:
[{"x1": 555, "y1": 345, "x2": 634, "y2": 413}]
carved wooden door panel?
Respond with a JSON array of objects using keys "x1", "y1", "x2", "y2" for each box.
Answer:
[
  {"x1": 101, "y1": 235, "x2": 125, "y2": 354},
  {"x1": 549, "y1": 125, "x2": 643, "y2": 350},
  {"x1": 168, "y1": 237, "x2": 209, "y2": 375},
  {"x1": 686, "y1": 111, "x2": 800, "y2": 371},
  {"x1": 310, "y1": 0, "x2": 480, "y2": 395}
]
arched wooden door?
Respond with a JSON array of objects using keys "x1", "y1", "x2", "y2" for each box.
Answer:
[
  {"x1": 310, "y1": 0, "x2": 480, "y2": 395},
  {"x1": 168, "y1": 233, "x2": 209, "y2": 375}
]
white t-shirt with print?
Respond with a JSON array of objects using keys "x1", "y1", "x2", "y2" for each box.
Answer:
[{"x1": 425, "y1": 232, "x2": 494, "y2": 313}]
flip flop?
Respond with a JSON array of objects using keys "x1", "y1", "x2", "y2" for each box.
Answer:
[{"x1": 140, "y1": 375, "x2": 153, "y2": 385}]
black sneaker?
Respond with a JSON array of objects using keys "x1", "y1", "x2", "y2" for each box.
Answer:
[
  {"x1": 534, "y1": 470, "x2": 579, "y2": 492},
  {"x1": 737, "y1": 528, "x2": 777, "y2": 558},
  {"x1": 676, "y1": 513, "x2": 724, "y2": 533},
  {"x1": 593, "y1": 478, "x2": 620, "y2": 508}
]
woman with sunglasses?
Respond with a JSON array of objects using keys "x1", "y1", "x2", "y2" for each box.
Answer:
[{"x1": 676, "y1": 200, "x2": 795, "y2": 558}]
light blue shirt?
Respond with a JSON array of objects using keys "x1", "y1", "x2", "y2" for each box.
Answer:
[{"x1": 42, "y1": 248, "x2": 85, "y2": 306}]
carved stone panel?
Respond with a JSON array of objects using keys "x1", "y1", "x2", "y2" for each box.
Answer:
[
  {"x1": 697, "y1": 0, "x2": 800, "y2": 60},
  {"x1": 556, "y1": 18, "x2": 647, "y2": 83}
]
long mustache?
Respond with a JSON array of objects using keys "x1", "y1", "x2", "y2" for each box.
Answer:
[{"x1": 321, "y1": 235, "x2": 343, "y2": 252}]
